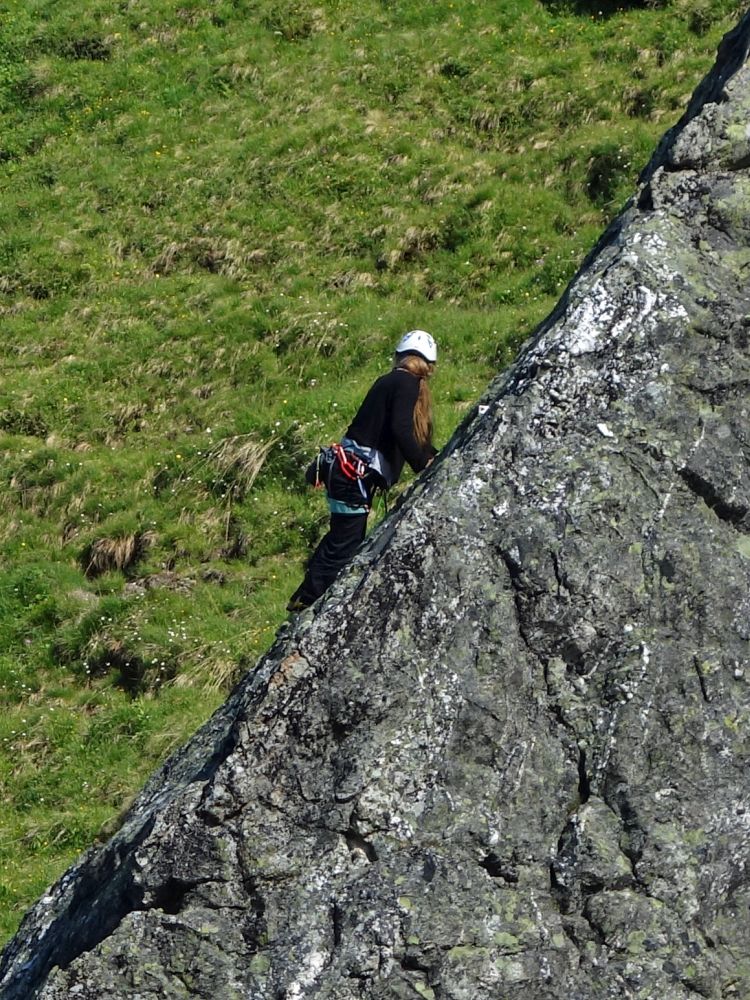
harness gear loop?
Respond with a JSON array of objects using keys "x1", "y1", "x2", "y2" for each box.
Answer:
[{"x1": 312, "y1": 451, "x2": 323, "y2": 488}]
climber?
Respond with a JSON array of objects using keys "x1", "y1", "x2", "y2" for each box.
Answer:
[{"x1": 287, "y1": 329, "x2": 438, "y2": 611}]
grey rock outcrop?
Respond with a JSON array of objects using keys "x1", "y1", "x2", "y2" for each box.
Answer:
[{"x1": 4, "y1": 14, "x2": 750, "y2": 1000}]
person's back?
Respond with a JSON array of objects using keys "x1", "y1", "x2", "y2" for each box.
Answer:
[{"x1": 346, "y1": 367, "x2": 434, "y2": 486}]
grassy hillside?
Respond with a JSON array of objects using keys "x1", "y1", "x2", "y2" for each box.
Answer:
[{"x1": 0, "y1": 0, "x2": 743, "y2": 944}]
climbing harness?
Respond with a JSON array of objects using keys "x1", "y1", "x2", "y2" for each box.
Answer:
[{"x1": 305, "y1": 443, "x2": 374, "y2": 509}]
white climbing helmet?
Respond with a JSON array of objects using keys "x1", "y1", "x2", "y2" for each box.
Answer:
[{"x1": 394, "y1": 329, "x2": 437, "y2": 363}]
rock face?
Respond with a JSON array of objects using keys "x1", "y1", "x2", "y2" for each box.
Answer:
[{"x1": 4, "y1": 15, "x2": 750, "y2": 1000}]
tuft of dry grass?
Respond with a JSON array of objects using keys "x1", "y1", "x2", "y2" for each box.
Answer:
[
  {"x1": 171, "y1": 652, "x2": 239, "y2": 692},
  {"x1": 151, "y1": 238, "x2": 270, "y2": 279},
  {"x1": 209, "y1": 434, "x2": 274, "y2": 500},
  {"x1": 83, "y1": 531, "x2": 155, "y2": 578},
  {"x1": 328, "y1": 270, "x2": 378, "y2": 291},
  {"x1": 382, "y1": 226, "x2": 442, "y2": 270},
  {"x1": 109, "y1": 403, "x2": 148, "y2": 435}
]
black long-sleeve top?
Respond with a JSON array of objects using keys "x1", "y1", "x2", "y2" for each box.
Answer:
[{"x1": 345, "y1": 368, "x2": 436, "y2": 485}]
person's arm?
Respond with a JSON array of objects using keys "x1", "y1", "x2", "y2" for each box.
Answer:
[{"x1": 390, "y1": 378, "x2": 434, "y2": 472}]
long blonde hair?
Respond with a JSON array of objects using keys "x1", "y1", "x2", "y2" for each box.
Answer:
[{"x1": 395, "y1": 353, "x2": 435, "y2": 449}]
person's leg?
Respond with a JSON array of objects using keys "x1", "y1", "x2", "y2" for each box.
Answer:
[{"x1": 288, "y1": 513, "x2": 367, "y2": 609}]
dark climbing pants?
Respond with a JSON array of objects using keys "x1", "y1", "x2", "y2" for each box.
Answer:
[{"x1": 290, "y1": 513, "x2": 368, "y2": 608}]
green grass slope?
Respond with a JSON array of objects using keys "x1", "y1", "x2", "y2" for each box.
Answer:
[{"x1": 0, "y1": 0, "x2": 743, "y2": 944}]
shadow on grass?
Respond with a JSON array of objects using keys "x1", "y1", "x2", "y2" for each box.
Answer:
[{"x1": 540, "y1": 0, "x2": 668, "y2": 17}]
